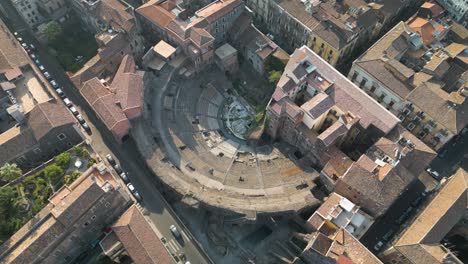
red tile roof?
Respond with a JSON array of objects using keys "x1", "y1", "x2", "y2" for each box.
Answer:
[
  {"x1": 112, "y1": 206, "x2": 175, "y2": 264},
  {"x1": 112, "y1": 55, "x2": 144, "y2": 116}
]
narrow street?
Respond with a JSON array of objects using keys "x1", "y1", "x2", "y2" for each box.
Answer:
[{"x1": 0, "y1": 2, "x2": 211, "y2": 263}]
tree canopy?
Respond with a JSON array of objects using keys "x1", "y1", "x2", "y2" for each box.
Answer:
[
  {"x1": 0, "y1": 163, "x2": 22, "y2": 183},
  {"x1": 41, "y1": 21, "x2": 62, "y2": 42}
]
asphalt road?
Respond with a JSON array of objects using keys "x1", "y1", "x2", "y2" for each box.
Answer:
[
  {"x1": 430, "y1": 132, "x2": 468, "y2": 178},
  {"x1": 0, "y1": 2, "x2": 210, "y2": 263}
]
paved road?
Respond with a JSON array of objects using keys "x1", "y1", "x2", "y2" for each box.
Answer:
[
  {"x1": 0, "y1": 2, "x2": 210, "y2": 263},
  {"x1": 360, "y1": 180, "x2": 426, "y2": 253},
  {"x1": 430, "y1": 132, "x2": 468, "y2": 178}
]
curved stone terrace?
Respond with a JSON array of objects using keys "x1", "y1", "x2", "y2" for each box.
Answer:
[{"x1": 148, "y1": 66, "x2": 322, "y2": 215}]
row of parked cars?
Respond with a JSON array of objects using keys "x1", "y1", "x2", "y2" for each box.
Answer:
[
  {"x1": 373, "y1": 188, "x2": 431, "y2": 252},
  {"x1": 105, "y1": 154, "x2": 142, "y2": 202},
  {"x1": 14, "y1": 32, "x2": 91, "y2": 134}
]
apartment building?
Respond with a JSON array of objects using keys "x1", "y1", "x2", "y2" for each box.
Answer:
[
  {"x1": 37, "y1": 0, "x2": 69, "y2": 21},
  {"x1": 11, "y1": 0, "x2": 46, "y2": 28},
  {"x1": 435, "y1": 0, "x2": 467, "y2": 26},
  {"x1": 266, "y1": 45, "x2": 399, "y2": 164},
  {"x1": 349, "y1": 5, "x2": 468, "y2": 151},
  {"x1": 136, "y1": 0, "x2": 244, "y2": 70},
  {"x1": 75, "y1": 55, "x2": 144, "y2": 143},
  {"x1": 100, "y1": 205, "x2": 175, "y2": 263},
  {"x1": 288, "y1": 192, "x2": 381, "y2": 263},
  {"x1": 0, "y1": 164, "x2": 132, "y2": 264},
  {"x1": 0, "y1": 21, "x2": 84, "y2": 167},
  {"x1": 321, "y1": 126, "x2": 436, "y2": 217},
  {"x1": 246, "y1": 0, "x2": 422, "y2": 66},
  {"x1": 380, "y1": 167, "x2": 467, "y2": 264},
  {"x1": 67, "y1": 0, "x2": 145, "y2": 58}
]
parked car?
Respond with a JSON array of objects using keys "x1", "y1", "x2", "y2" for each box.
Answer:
[
  {"x1": 113, "y1": 164, "x2": 123, "y2": 175},
  {"x1": 170, "y1": 225, "x2": 181, "y2": 239},
  {"x1": 373, "y1": 241, "x2": 384, "y2": 251},
  {"x1": 411, "y1": 196, "x2": 424, "y2": 207},
  {"x1": 30, "y1": 53, "x2": 37, "y2": 60},
  {"x1": 50, "y1": 80, "x2": 58, "y2": 88},
  {"x1": 17, "y1": 37, "x2": 23, "y2": 42},
  {"x1": 426, "y1": 168, "x2": 440, "y2": 179},
  {"x1": 76, "y1": 114, "x2": 85, "y2": 124},
  {"x1": 34, "y1": 59, "x2": 40, "y2": 65},
  {"x1": 133, "y1": 191, "x2": 142, "y2": 202},
  {"x1": 56, "y1": 88, "x2": 65, "y2": 98},
  {"x1": 69, "y1": 106, "x2": 79, "y2": 116},
  {"x1": 126, "y1": 183, "x2": 136, "y2": 193},
  {"x1": 44, "y1": 71, "x2": 51, "y2": 80},
  {"x1": 29, "y1": 44, "x2": 36, "y2": 51},
  {"x1": 382, "y1": 229, "x2": 395, "y2": 242},
  {"x1": 21, "y1": 43, "x2": 28, "y2": 49},
  {"x1": 38, "y1": 65, "x2": 45, "y2": 72},
  {"x1": 82, "y1": 122, "x2": 91, "y2": 134},
  {"x1": 105, "y1": 154, "x2": 116, "y2": 166},
  {"x1": 63, "y1": 97, "x2": 72, "y2": 107},
  {"x1": 119, "y1": 172, "x2": 129, "y2": 183}
]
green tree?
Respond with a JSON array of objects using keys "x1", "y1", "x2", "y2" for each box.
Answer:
[
  {"x1": 0, "y1": 186, "x2": 16, "y2": 217},
  {"x1": 268, "y1": 70, "x2": 282, "y2": 84},
  {"x1": 44, "y1": 164, "x2": 64, "y2": 184},
  {"x1": 55, "y1": 152, "x2": 71, "y2": 169},
  {"x1": 0, "y1": 163, "x2": 22, "y2": 183},
  {"x1": 265, "y1": 56, "x2": 286, "y2": 73},
  {"x1": 41, "y1": 21, "x2": 62, "y2": 42}
]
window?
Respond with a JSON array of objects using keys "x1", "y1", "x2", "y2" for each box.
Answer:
[
  {"x1": 91, "y1": 215, "x2": 96, "y2": 220},
  {"x1": 370, "y1": 85, "x2": 377, "y2": 93},
  {"x1": 57, "y1": 133, "x2": 67, "y2": 140},
  {"x1": 359, "y1": 78, "x2": 367, "y2": 87},
  {"x1": 389, "y1": 100, "x2": 395, "y2": 107},
  {"x1": 17, "y1": 156, "x2": 27, "y2": 164},
  {"x1": 33, "y1": 148, "x2": 41, "y2": 154},
  {"x1": 351, "y1": 71, "x2": 358, "y2": 81},
  {"x1": 83, "y1": 221, "x2": 90, "y2": 227}
]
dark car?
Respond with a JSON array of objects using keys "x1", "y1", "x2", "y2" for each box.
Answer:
[
  {"x1": 82, "y1": 122, "x2": 91, "y2": 134},
  {"x1": 113, "y1": 164, "x2": 123, "y2": 175},
  {"x1": 105, "y1": 154, "x2": 116, "y2": 166}
]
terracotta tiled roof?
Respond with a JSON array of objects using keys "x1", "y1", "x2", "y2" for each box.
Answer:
[
  {"x1": 407, "y1": 17, "x2": 435, "y2": 45},
  {"x1": 195, "y1": 0, "x2": 242, "y2": 23},
  {"x1": 354, "y1": 60, "x2": 414, "y2": 98},
  {"x1": 190, "y1": 27, "x2": 214, "y2": 47},
  {"x1": 98, "y1": 33, "x2": 130, "y2": 61},
  {"x1": 112, "y1": 206, "x2": 175, "y2": 264},
  {"x1": 97, "y1": 0, "x2": 135, "y2": 33},
  {"x1": 80, "y1": 78, "x2": 130, "y2": 131},
  {"x1": 393, "y1": 167, "x2": 467, "y2": 263},
  {"x1": 406, "y1": 82, "x2": 468, "y2": 134},
  {"x1": 112, "y1": 55, "x2": 144, "y2": 114},
  {"x1": 301, "y1": 93, "x2": 334, "y2": 119},
  {"x1": 136, "y1": 0, "x2": 176, "y2": 28},
  {"x1": 0, "y1": 127, "x2": 38, "y2": 165},
  {"x1": 27, "y1": 101, "x2": 76, "y2": 140},
  {"x1": 0, "y1": 19, "x2": 29, "y2": 72}
]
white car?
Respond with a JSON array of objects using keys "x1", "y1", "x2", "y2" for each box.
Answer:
[
  {"x1": 44, "y1": 72, "x2": 51, "y2": 79},
  {"x1": 426, "y1": 168, "x2": 440, "y2": 178},
  {"x1": 127, "y1": 183, "x2": 136, "y2": 193},
  {"x1": 170, "y1": 225, "x2": 181, "y2": 239},
  {"x1": 63, "y1": 98, "x2": 72, "y2": 107},
  {"x1": 31, "y1": 54, "x2": 37, "y2": 60},
  {"x1": 39, "y1": 65, "x2": 45, "y2": 72},
  {"x1": 56, "y1": 88, "x2": 65, "y2": 98},
  {"x1": 21, "y1": 43, "x2": 28, "y2": 49},
  {"x1": 69, "y1": 106, "x2": 79, "y2": 116},
  {"x1": 50, "y1": 80, "x2": 58, "y2": 88}
]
